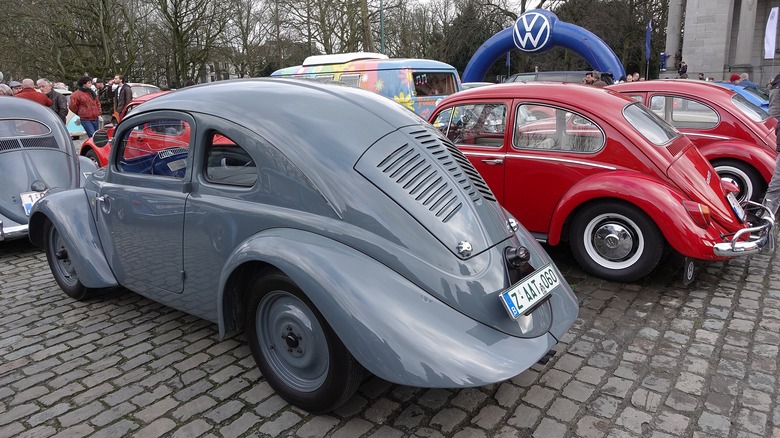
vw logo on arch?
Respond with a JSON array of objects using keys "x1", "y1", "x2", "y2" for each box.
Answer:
[{"x1": 512, "y1": 11, "x2": 552, "y2": 52}]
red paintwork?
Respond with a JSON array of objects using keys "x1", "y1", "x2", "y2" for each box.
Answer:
[
  {"x1": 80, "y1": 91, "x2": 171, "y2": 167},
  {"x1": 609, "y1": 80, "x2": 778, "y2": 182},
  {"x1": 429, "y1": 82, "x2": 750, "y2": 261}
]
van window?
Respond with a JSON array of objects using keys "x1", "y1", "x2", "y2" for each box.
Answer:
[{"x1": 413, "y1": 72, "x2": 457, "y2": 96}]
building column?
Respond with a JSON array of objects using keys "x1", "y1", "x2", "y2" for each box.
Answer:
[
  {"x1": 735, "y1": 0, "x2": 759, "y2": 65},
  {"x1": 665, "y1": 0, "x2": 685, "y2": 70}
]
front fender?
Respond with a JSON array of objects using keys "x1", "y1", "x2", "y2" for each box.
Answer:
[
  {"x1": 29, "y1": 189, "x2": 118, "y2": 289},
  {"x1": 547, "y1": 172, "x2": 723, "y2": 259},
  {"x1": 698, "y1": 141, "x2": 777, "y2": 182},
  {"x1": 219, "y1": 228, "x2": 557, "y2": 388}
]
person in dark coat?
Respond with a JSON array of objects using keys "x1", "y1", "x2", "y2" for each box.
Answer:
[
  {"x1": 36, "y1": 79, "x2": 68, "y2": 125},
  {"x1": 113, "y1": 74, "x2": 133, "y2": 118},
  {"x1": 761, "y1": 73, "x2": 780, "y2": 225},
  {"x1": 94, "y1": 78, "x2": 114, "y2": 127}
]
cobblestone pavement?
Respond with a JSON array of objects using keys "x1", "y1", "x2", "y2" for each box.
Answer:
[{"x1": 2, "y1": 236, "x2": 780, "y2": 438}]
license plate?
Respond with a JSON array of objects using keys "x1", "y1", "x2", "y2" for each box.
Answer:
[
  {"x1": 20, "y1": 191, "x2": 45, "y2": 216},
  {"x1": 500, "y1": 263, "x2": 560, "y2": 319},
  {"x1": 726, "y1": 192, "x2": 746, "y2": 222}
]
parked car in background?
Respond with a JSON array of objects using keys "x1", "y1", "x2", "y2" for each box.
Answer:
[
  {"x1": 271, "y1": 52, "x2": 462, "y2": 118},
  {"x1": 610, "y1": 80, "x2": 777, "y2": 203},
  {"x1": 28, "y1": 78, "x2": 579, "y2": 413},
  {"x1": 504, "y1": 70, "x2": 591, "y2": 83},
  {"x1": 128, "y1": 82, "x2": 162, "y2": 99},
  {"x1": 462, "y1": 82, "x2": 496, "y2": 89},
  {"x1": 80, "y1": 90, "x2": 170, "y2": 167},
  {"x1": 429, "y1": 82, "x2": 773, "y2": 283},
  {"x1": 715, "y1": 81, "x2": 769, "y2": 111},
  {"x1": 0, "y1": 97, "x2": 97, "y2": 241},
  {"x1": 53, "y1": 88, "x2": 87, "y2": 139}
]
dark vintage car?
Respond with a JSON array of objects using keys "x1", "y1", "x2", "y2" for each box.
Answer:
[
  {"x1": 429, "y1": 82, "x2": 773, "y2": 283},
  {"x1": 610, "y1": 80, "x2": 777, "y2": 203},
  {"x1": 28, "y1": 79, "x2": 579, "y2": 413},
  {"x1": 0, "y1": 97, "x2": 96, "y2": 241}
]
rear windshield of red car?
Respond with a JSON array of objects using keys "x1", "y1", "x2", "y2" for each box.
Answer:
[
  {"x1": 731, "y1": 94, "x2": 769, "y2": 122},
  {"x1": 622, "y1": 102, "x2": 679, "y2": 146}
]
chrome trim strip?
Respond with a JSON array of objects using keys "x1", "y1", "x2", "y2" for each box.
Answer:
[
  {"x1": 461, "y1": 151, "x2": 617, "y2": 171},
  {"x1": 682, "y1": 132, "x2": 731, "y2": 140}
]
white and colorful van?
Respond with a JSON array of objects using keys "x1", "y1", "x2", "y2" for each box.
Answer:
[{"x1": 271, "y1": 52, "x2": 462, "y2": 118}]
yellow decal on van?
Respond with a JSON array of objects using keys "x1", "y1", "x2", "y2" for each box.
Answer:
[{"x1": 394, "y1": 92, "x2": 414, "y2": 111}]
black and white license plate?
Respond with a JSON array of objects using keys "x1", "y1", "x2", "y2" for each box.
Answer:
[{"x1": 500, "y1": 263, "x2": 560, "y2": 319}]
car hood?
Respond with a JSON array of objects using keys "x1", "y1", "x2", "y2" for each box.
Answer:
[
  {"x1": 666, "y1": 143, "x2": 741, "y2": 230},
  {"x1": 0, "y1": 149, "x2": 78, "y2": 224}
]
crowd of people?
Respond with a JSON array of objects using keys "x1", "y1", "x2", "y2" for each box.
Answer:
[{"x1": 0, "y1": 74, "x2": 135, "y2": 138}]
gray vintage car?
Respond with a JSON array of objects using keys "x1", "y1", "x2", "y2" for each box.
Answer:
[
  {"x1": 0, "y1": 97, "x2": 96, "y2": 241},
  {"x1": 29, "y1": 79, "x2": 579, "y2": 413}
]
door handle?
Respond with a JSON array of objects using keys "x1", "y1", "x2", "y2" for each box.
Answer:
[
  {"x1": 95, "y1": 195, "x2": 106, "y2": 202},
  {"x1": 481, "y1": 159, "x2": 504, "y2": 165}
]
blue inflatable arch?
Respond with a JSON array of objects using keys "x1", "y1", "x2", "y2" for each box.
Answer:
[{"x1": 462, "y1": 9, "x2": 625, "y2": 83}]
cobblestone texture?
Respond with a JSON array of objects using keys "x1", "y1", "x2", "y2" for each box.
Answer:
[{"x1": 3, "y1": 233, "x2": 780, "y2": 437}]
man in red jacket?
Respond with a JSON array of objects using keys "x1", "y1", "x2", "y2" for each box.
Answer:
[
  {"x1": 14, "y1": 79, "x2": 52, "y2": 107},
  {"x1": 69, "y1": 76, "x2": 101, "y2": 138}
]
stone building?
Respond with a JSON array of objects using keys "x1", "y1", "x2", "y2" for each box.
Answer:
[{"x1": 667, "y1": 0, "x2": 779, "y2": 84}]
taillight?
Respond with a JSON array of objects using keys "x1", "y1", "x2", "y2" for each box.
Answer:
[{"x1": 683, "y1": 200, "x2": 711, "y2": 228}]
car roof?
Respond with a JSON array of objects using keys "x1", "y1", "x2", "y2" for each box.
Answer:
[
  {"x1": 609, "y1": 79, "x2": 737, "y2": 96},
  {"x1": 130, "y1": 90, "x2": 170, "y2": 104},
  {"x1": 439, "y1": 81, "x2": 635, "y2": 113},
  {"x1": 123, "y1": 78, "x2": 425, "y2": 160},
  {"x1": 608, "y1": 79, "x2": 742, "y2": 104}
]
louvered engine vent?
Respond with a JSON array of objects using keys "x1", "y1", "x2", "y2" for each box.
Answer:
[
  {"x1": 20, "y1": 136, "x2": 59, "y2": 149},
  {"x1": 0, "y1": 139, "x2": 21, "y2": 151},
  {"x1": 407, "y1": 128, "x2": 497, "y2": 202}
]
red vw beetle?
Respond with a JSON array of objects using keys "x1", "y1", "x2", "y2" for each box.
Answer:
[
  {"x1": 429, "y1": 82, "x2": 772, "y2": 282},
  {"x1": 609, "y1": 80, "x2": 778, "y2": 203},
  {"x1": 80, "y1": 91, "x2": 171, "y2": 167}
]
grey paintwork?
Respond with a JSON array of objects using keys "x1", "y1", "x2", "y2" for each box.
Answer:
[
  {"x1": 0, "y1": 97, "x2": 96, "y2": 241},
  {"x1": 29, "y1": 78, "x2": 579, "y2": 387}
]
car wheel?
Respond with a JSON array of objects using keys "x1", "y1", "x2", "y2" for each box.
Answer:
[
  {"x1": 570, "y1": 201, "x2": 663, "y2": 282},
  {"x1": 43, "y1": 220, "x2": 91, "y2": 300},
  {"x1": 244, "y1": 270, "x2": 364, "y2": 413},
  {"x1": 84, "y1": 149, "x2": 101, "y2": 168},
  {"x1": 712, "y1": 159, "x2": 764, "y2": 204}
]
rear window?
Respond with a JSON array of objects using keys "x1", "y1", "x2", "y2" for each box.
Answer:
[
  {"x1": 622, "y1": 102, "x2": 679, "y2": 145},
  {"x1": 731, "y1": 94, "x2": 769, "y2": 122},
  {"x1": 132, "y1": 85, "x2": 162, "y2": 98},
  {"x1": 0, "y1": 119, "x2": 51, "y2": 138},
  {"x1": 412, "y1": 72, "x2": 457, "y2": 96}
]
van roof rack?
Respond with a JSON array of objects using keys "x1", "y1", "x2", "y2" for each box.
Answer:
[{"x1": 302, "y1": 52, "x2": 389, "y2": 67}]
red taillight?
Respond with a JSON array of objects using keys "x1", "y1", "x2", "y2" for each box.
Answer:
[{"x1": 683, "y1": 200, "x2": 711, "y2": 229}]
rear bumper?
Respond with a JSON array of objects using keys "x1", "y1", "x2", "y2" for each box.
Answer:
[
  {"x1": 713, "y1": 202, "x2": 774, "y2": 256},
  {"x1": 0, "y1": 219, "x2": 28, "y2": 241}
]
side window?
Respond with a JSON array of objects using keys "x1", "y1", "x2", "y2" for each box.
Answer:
[
  {"x1": 339, "y1": 73, "x2": 361, "y2": 88},
  {"x1": 444, "y1": 103, "x2": 506, "y2": 147},
  {"x1": 513, "y1": 104, "x2": 605, "y2": 153},
  {"x1": 669, "y1": 97, "x2": 719, "y2": 128},
  {"x1": 431, "y1": 108, "x2": 454, "y2": 137},
  {"x1": 118, "y1": 118, "x2": 190, "y2": 178},
  {"x1": 204, "y1": 132, "x2": 257, "y2": 187},
  {"x1": 628, "y1": 95, "x2": 644, "y2": 104}
]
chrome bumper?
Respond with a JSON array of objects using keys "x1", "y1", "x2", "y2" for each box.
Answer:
[
  {"x1": 0, "y1": 219, "x2": 29, "y2": 241},
  {"x1": 713, "y1": 202, "x2": 774, "y2": 257}
]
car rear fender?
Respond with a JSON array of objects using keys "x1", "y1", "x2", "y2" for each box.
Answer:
[
  {"x1": 28, "y1": 189, "x2": 118, "y2": 288},
  {"x1": 218, "y1": 228, "x2": 558, "y2": 388},
  {"x1": 697, "y1": 140, "x2": 777, "y2": 182},
  {"x1": 547, "y1": 172, "x2": 723, "y2": 259}
]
